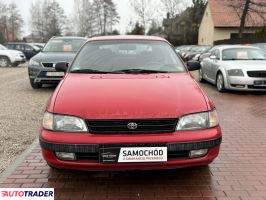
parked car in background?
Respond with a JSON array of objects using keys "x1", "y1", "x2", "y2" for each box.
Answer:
[
  {"x1": 191, "y1": 46, "x2": 212, "y2": 61},
  {"x1": 176, "y1": 45, "x2": 196, "y2": 60},
  {"x1": 200, "y1": 45, "x2": 266, "y2": 92},
  {"x1": 185, "y1": 46, "x2": 212, "y2": 62},
  {"x1": 5, "y1": 42, "x2": 41, "y2": 60},
  {"x1": 40, "y1": 35, "x2": 222, "y2": 171},
  {"x1": 0, "y1": 44, "x2": 26, "y2": 67},
  {"x1": 31, "y1": 43, "x2": 46, "y2": 49},
  {"x1": 28, "y1": 36, "x2": 86, "y2": 89},
  {"x1": 175, "y1": 45, "x2": 189, "y2": 53}
]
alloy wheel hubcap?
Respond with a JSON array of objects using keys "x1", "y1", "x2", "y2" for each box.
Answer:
[
  {"x1": 217, "y1": 75, "x2": 223, "y2": 90},
  {"x1": 0, "y1": 58, "x2": 8, "y2": 67}
]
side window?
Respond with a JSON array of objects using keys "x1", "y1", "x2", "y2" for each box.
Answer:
[
  {"x1": 25, "y1": 45, "x2": 33, "y2": 51},
  {"x1": 214, "y1": 50, "x2": 220, "y2": 60},
  {"x1": 15, "y1": 44, "x2": 24, "y2": 51},
  {"x1": 210, "y1": 49, "x2": 216, "y2": 56},
  {"x1": 7, "y1": 44, "x2": 15, "y2": 49}
]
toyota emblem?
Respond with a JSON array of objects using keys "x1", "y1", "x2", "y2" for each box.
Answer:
[{"x1": 127, "y1": 122, "x2": 138, "y2": 130}]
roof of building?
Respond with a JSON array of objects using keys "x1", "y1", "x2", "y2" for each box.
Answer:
[{"x1": 208, "y1": 0, "x2": 266, "y2": 28}]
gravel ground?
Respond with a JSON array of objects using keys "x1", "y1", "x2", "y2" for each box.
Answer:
[{"x1": 0, "y1": 64, "x2": 53, "y2": 174}]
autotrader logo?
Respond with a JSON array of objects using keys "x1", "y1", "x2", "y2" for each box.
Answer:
[
  {"x1": 127, "y1": 122, "x2": 138, "y2": 130},
  {"x1": 0, "y1": 188, "x2": 54, "y2": 200}
]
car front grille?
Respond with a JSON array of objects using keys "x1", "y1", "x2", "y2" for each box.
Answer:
[
  {"x1": 86, "y1": 119, "x2": 178, "y2": 134},
  {"x1": 248, "y1": 85, "x2": 266, "y2": 89},
  {"x1": 247, "y1": 71, "x2": 266, "y2": 78},
  {"x1": 42, "y1": 63, "x2": 54, "y2": 68},
  {"x1": 40, "y1": 137, "x2": 222, "y2": 162}
]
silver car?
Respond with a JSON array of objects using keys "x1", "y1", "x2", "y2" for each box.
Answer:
[{"x1": 200, "y1": 45, "x2": 266, "y2": 92}]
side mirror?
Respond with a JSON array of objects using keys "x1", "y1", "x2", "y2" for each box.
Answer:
[
  {"x1": 55, "y1": 62, "x2": 69, "y2": 72},
  {"x1": 210, "y1": 55, "x2": 217, "y2": 60},
  {"x1": 187, "y1": 60, "x2": 201, "y2": 71}
]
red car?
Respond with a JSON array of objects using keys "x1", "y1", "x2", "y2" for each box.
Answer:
[{"x1": 40, "y1": 36, "x2": 222, "y2": 170}]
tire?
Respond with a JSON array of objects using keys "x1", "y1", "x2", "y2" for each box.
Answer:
[
  {"x1": 198, "y1": 69, "x2": 205, "y2": 83},
  {"x1": 0, "y1": 56, "x2": 11, "y2": 67},
  {"x1": 216, "y1": 72, "x2": 226, "y2": 92},
  {"x1": 47, "y1": 163, "x2": 60, "y2": 170},
  {"x1": 12, "y1": 63, "x2": 19, "y2": 67},
  {"x1": 30, "y1": 79, "x2": 42, "y2": 89}
]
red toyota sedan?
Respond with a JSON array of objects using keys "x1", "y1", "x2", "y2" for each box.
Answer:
[{"x1": 40, "y1": 36, "x2": 222, "y2": 170}]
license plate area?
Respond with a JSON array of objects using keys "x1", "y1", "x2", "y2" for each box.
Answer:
[
  {"x1": 254, "y1": 80, "x2": 266, "y2": 86},
  {"x1": 46, "y1": 72, "x2": 65, "y2": 77},
  {"x1": 99, "y1": 145, "x2": 167, "y2": 164}
]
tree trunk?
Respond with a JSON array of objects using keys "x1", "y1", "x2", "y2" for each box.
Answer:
[{"x1": 239, "y1": 0, "x2": 250, "y2": 39}]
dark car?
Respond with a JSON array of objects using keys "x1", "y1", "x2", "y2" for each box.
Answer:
[
  {"x1": 28, "y1": 36, "x2": 86, "y2": 89},
  {"x1": 5, "y1": 42, "x2": 41, "y2": 60}
]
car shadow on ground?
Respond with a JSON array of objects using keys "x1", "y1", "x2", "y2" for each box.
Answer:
[{"x1": 45, "y1": 165, "x2": 212, "y2": 194}]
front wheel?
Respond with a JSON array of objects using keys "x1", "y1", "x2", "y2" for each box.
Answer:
[
  {"x1": 0, "y1": 56, "x2": 10, "y2": 67},
  {"x1": 216, "y1": 73, "x2": 226, "y2": 92},
  {"x1": 30, "y1": 79, "x2": 42, "y2": 89},
  {"x1": 198, "y1": 69, "x2": 205, "y2": 82}
]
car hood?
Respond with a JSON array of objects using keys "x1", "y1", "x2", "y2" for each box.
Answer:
[
  {"x1": 31, "y1": 52, "x2": 76, "y2": 63},
  {"x1": 52, "y1": 73, "x2": 208, "y2": 119},
  {"x1": 224, "y1": 60, "x2": 266, "y2": 70}
]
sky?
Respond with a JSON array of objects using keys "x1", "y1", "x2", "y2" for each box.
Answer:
[
  {"x1": 3, "y1": 0, "x2": 191, "y2": 36},
  {"x1": 3, "y1": 0, "x2": 136, "y2": 35}
]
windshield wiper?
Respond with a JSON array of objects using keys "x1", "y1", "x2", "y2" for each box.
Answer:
[
  {"x1": 111, "y1": 69, "x2": 169, "y2": 74},
  {"x1": 71, "y1": 69, "x2": 110, "y2": 74}
]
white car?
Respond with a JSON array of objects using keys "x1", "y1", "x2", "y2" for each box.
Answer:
[
  {"x1": 0, "y1": 44, "x2": 26, "y2": 67},
  {"x1": 200, "y1": 45, "x2": 266, "y2": 92}
]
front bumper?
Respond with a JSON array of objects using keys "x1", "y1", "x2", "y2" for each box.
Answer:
[
  {"x1": 28, "y1": 65, "x2": 64, "y2": 84},
  {"x1": 40, "y1": 127, "x2": 222, "y2": 170},
  {"x1": 11, "y1": 56, "x2": 26, "y2": 65},
  {"x1": 227, "y1": 76, "x2": 266, "y2": 91}
]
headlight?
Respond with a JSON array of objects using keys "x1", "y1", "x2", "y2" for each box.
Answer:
[
  {"x1": 227, "y1": 69, "x2": 244, "y2": 76},
  {"x1": 176, "y1": 110, "x2": 219, "y2": 131},
  {"x1": 42, "y1": 112, "x2": 88, "y2": 132},
  {"x1": 29, "y1": 59, "x2": 39, "y2": 66}
]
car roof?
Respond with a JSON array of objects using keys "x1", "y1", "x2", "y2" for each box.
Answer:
[
  {"x1": 215, "y1": 45, "x2": 260, "y2": 51},
  {"x1": 88, "y1": 35, "x2": 167, "y2": 42},
  {"x1": 50, "y1": 36, "x2": 86, "y2": 40}
]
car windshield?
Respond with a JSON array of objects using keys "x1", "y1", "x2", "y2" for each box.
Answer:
[
  {"x1": 42, "y1": 39, "x2": 86, "y2": 52},
  {"x1": 0, "y1": 44, "x2": 7, "y2": 50},
  {"x1": 253, "y1": 44, "x2": 266, "y2": 51},
  {"x1": 70, "y1": 40, "x2": 186, "y2": 74},
  {"x1": 222, "y1": 48, "x2": 266, "y2": 60}
]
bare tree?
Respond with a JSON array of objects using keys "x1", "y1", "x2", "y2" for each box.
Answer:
[
  {"x1": 91, "y1": 0, "x2": 120, "y2": 35},
  {"x1": 161, "y1": 0, "x2": 183, "y2": 18},
  {"x1": 130, "y1": 0, "x2": 150, "y2": 33},
  {"x1": 0, "y1": 1, "x2": 8, "y2": 41},
  {"x1": 130, "y1": 0, "x2": 163, "y2": 34},
  {"x1": 73, "y1": 0, "x2": 95, "y2": 36},
  {"x1": 0, "y1": 1, "x2": 23, "y2": 41},
  {"x1": 30, "y1": 0, "x2": 45, "y2": 41},
  {"x1": 228, "y1": 0, "x2": 266, "y2": 39},
  {"x1": 30, "y1": 0, "x2": 65, "y2": 42}
]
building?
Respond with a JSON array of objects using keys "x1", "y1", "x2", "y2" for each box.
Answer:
[
  {"x1": 162, "y1": 11, "x2": 198, "y2": 45},
  {"x1": 198, "y1": 0, "x2": 266, "y2": 45}
]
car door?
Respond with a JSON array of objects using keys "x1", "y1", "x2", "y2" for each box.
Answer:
[
  {"x1": 24, "y1": 45, "x2": 35, "y2": 59},
  {"x1": 202, "y1": 49, "x2": 216, "y2": 81},
  {"x1": 209, "y1": 49, "x2": 221, "y2": 81}
]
